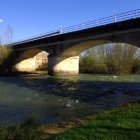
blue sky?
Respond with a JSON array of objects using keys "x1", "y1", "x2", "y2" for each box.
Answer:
[{"x1": 0, "y1": 0, "x2": 139, "y2": 42}]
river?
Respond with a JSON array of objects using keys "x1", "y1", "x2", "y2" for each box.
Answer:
[{"x1": 0, "y1": 74, "x2": 140, "y2": 125}]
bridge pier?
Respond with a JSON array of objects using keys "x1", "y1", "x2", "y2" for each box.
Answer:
[{"x1": 48, "y1": 55, "x2": 79, "y2": 75}]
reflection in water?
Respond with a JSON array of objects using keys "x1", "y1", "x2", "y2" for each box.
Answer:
[{"x1": 0, "y1": 74, "x2": 140, "y2": 124}]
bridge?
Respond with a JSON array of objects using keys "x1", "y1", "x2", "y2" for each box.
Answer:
[{"x1": 12, "y1": 9, "x2": 140, "y2": 75}]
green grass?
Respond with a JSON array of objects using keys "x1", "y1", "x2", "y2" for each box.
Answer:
[
  {"x1": 0, "y1": 102, "x2": 139, "y2": 140},
  {"x1": 0, "y1": 117, "x2": 42, "y2": 140},
  {"x1": 48, "y1": 102, "x2": 140, "y2": 140}
]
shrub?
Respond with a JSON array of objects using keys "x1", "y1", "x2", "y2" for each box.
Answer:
[{"x1": 0, "y1": 45, "x2": 15, "y2": 71}]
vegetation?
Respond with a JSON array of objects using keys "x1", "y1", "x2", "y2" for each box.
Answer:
[
  {"x1": 48, "y1": 102, "x2": 140, "y2": 140},
  {"x1": 80, "y1": 43, "x2": 140, "y2": 74},
  {"x1": 0, "y1": 45, "x2": 15, "y2": 71},
  {"x1": 0, "y1": 102, "x2": 139, "y2": 140},
  {"x1": 0, "y1": 118, "x2": 41, "y2": 140}
]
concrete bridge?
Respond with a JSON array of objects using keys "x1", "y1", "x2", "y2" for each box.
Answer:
[{"x1": 12, "y1": 9, "x2": 140, "y2": 75}]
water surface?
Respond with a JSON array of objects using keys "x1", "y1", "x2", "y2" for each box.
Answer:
[{"x1": 0, "y1": 74, "x2": 140, "y2": 124}]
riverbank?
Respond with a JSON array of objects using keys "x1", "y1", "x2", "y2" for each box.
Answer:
[
  {"x1": 0, "y1": 71, "x2": 48, "y2": 76},
  {"x1": 0, "y1": 101, "x2": 139, "y2": 140},
  {"x1": 47, "y1": 101, "x2": 140, "y2": 140}
]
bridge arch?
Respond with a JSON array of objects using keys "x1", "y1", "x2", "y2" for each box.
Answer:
[
  {"x1": 48, "y1": 39, "x2": 140, "y2": 75},
  {"x1": 14, "y1": 48, "x2": 48, "y2": 72},
  {"x1": 12, "y1": 13, "x2": 140, "y2": 75}
]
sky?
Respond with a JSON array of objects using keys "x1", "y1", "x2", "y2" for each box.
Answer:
[{"x1": 0, "y1": 0, "x2": 140, "y2": 42}]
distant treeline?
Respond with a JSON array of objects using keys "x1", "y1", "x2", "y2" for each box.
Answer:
[
  {"x1": 80, "y1": 43, "x2": 140, "y2": 74},
  {"x1": 0, "y1": 45, "x2": 15, "y2": 72}
]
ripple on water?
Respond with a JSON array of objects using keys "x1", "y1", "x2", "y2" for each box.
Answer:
[{"x1": 0, "y1": 74, "x2": 139, "y2": 124}]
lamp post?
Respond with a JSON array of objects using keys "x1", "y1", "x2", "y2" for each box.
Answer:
[
  {"x1": 113, "y1": 10, "x2": 117, "y2": 22},
  {"x1": 60, "y1": 26, "x2": 63, "y2": 34}
]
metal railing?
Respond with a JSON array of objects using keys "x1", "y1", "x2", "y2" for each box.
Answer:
[{"x1": 13, "y1": 9, "x2": 140, "y2": 45}]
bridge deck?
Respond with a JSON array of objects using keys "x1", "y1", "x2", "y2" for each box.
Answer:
[{"x1": 12, "y1": 9, "x2": 140, "y2": 49}]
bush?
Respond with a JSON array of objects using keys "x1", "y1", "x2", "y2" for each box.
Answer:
[
  {"x1": 132, "y1": 58, "x2": 140, "y2": 73},
  {"x1": 0, "y1": 46, "x2": 15, "y2": 71}
]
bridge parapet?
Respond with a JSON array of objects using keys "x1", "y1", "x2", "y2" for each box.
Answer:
[{"x1": 12, "y1": 9, "x2": 140, "y2": 46}]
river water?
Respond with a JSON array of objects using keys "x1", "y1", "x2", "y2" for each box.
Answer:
[{"x1": 0, "y1": 74, "x2": 140, "y2": 125}]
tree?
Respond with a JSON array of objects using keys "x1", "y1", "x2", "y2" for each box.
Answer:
[
  {"x1": 0, "y1": 46, "x2": 15, "y2": 71},
  {"x1": 2, "y1": 25, "x2": 13, "y2": 45},
  {"x1": 80, "y1": 43, "x2": 140, "y2": 74},
  {"x1": 0, "y1": 26, "x2": 15, "y2": 72}
]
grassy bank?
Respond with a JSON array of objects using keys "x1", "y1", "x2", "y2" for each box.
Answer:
[
  {"x1": 48, "y1": 102, "x2": 140, "y2": 140},
  {"x1": 0, "y1": 117, "x2": 41, "y2": 140},
  {"x1": 0, "y1": 102, "x2": 139, "y2": 140}
]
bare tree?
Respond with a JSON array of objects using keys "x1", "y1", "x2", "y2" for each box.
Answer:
[{"x1": 2, "y1": 25, "x2": 13, "y2": 45}]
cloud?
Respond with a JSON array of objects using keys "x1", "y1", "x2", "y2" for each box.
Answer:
[{"x1": 0, "y1": 19, "x2": 3, "y2": 23}]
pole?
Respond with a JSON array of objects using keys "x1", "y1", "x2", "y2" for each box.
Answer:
[
  {"x1": 113, "y1": 10, "x2": 117, "y2": 22},
  {"x1": 60, "y1": 26, "x2": 63, "y2": 34}
]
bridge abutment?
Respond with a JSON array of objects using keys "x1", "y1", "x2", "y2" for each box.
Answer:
[{"x1": 48, "y1": 55, "x2": 79, "y2": 75}]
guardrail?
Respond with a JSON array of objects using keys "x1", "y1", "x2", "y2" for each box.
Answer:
[{"x1": 13, "y1": 9, "x2": 140, "y2": 45}]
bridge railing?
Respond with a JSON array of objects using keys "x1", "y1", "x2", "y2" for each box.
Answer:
[
  {"x1": 62, "y1": 9, "x2": 140, "y2": 33},
  {"x1": 13, "y1": 9, "x2": 140, "y2": 45}
]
